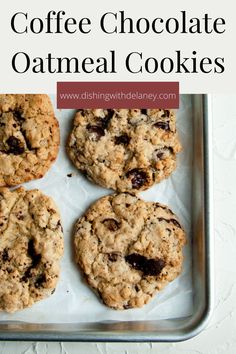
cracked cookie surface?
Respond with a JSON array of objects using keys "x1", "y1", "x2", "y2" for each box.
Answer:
[
  {"x1": 0, "y1": 94, "x2": 60, "y2": 186},
  {"x1": 67, "y1": 109, "x2": 181, "y2": 192},
  {"x1": 74, "y1": 193, "x2": 186, "y2": 310},
  {"x1": 0, "y1": 187, "x2": 64, "y2": 313}
]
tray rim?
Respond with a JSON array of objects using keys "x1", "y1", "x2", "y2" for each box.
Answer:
[{"x1": 0, "y1": 94, "x2": 213, "y2": 342}]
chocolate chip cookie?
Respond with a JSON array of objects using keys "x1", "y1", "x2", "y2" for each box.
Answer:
[
  {"x1": 0, "y1": 94, "x2": 60, "y2": 186},
  {"x1": 74, "y1": 193, "x2": 186, "y2": 310},
  {"x1": 0, "y1": 187, "x2": 64, "y2": 313},
  {"x1": 67, "y1": 109, "x2": 181, "y2": 192}
]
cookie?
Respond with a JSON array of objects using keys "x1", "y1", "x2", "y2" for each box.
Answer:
[
  {"x1": 0, "y1": 94, "x2": 60, "y2": 186},
  {"x1": 74, "y1": 193, "x2": 186, "y2": 310},
  {"x1": 67, "y1": 109, "x2": 181, "y2": 192},
  {"x1": 0, "y1": 187, "x2": 64, "y2": 313}
]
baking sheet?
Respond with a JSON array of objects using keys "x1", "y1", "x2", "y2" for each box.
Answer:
[{"x1": 1, "y1": 95, "x2": 193, "y2": 323}]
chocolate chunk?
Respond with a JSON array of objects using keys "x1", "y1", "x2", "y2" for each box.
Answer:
[
  {"x1": 27, "y1": 239, "x2": 41, "y2": 267},
  {"x1": 56, "y1": 220, "x2": 63, "y2": 232},
  {"x1": 170, "y1": 219, "x2": 182, "y2": 228},
  {"x1": 6, "y1": 136, "x2": 25, "y2": 155},
  {"x1": 153, "y1": 121, "x2": 170, "y2": 131},
  {"x1": 115, "y1": 133, "x2": 130, "y2": 146},
  {"x1": 98, "y1": 112, "x2": 113, "y2": 130},
  {"x1": 16, "y1": 213, "x2": 24, "y2": 220},
  {"x1": 125, "y1": 253, "x2": 165, "y2": 276},
  {"x1": 21, "y1": 274, "x2": 29, "y2": 282},
  {"x1": 77, "y1": 109, "x2": 85, "y2": 116},
  {"x1": 13, "y1": 110, "x2": 25, "y2": 123},
  {"x1": 108, "y1": 253, "x2": 118, "y2": 262},
  {"x1": 126, "y1": 168, "x2": 148, "y2": 189},
  {"x1": 158, "y1": 217, "x2": 182, "y2": 229},
  {"x1": 106, "y1": 109, "x2": 115, "y2": 119},
  {"x1": 87, "y1": 110, "x2": 114, "y2": 136},
  {"x1": 2, "y1": 248, "x2": 9, "y2": 262},
  {"x1": 87, "y1": 124, "x2": 105, "y2": 140},
  {"x1": 161, "y1": 110, "x2": 170, "y2": 118},
  {"x1": 141, "y1": 109, "x2": 147, "y2": 115},
  {"x1": 23, "y1": 241, "x2": 44, "y2": 284},
  {"x1": 155, "y1": 147, "x2": 174, "y2": 160},
  {"x1": 35, "y1": 273, "x2": 46, "y2": 288},
  {"x1": 155, "y1": 150, "x2": 164, "y2": 160},
  {"x1": 103, "y1": 218, "x2": 120, "y2": 231}
]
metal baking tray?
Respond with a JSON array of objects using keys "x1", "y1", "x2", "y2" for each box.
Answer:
[{"x1": 0, "y1": 94, "x2": 213, "y2": 342}]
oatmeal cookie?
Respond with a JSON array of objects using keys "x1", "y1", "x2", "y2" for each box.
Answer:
[
  {"x1": 0, "y1": 187, "x2": 64, "y2": 312},
  {"x1": 67, "y1": 109, "x2": 181, "y2": 192},
  {"x1": 0, "y1": 94, "x2": 60, "y2": 186},
  {"x1": 74, "y1": 193, "x2": 186, "y2": 310}
]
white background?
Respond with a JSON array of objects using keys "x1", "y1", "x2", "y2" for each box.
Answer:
[
  {"x1": 0, "y1": 94, "x2": 235, "y2": 353},
  {"x1": 0, "y1": 0, "x2": 235, "y2": 93}
]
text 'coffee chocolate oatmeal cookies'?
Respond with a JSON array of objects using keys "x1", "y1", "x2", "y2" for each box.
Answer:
[
  {"x1": 0, "y1": 94, "x2": 60, "y2": 186},
  {"x1": 0, "y1": 187, "x2": 64, "y2": 313},
  {"x1": 74, "y1": 193, "x2": 186, "y2": 310},
  {"x1": 67, "y1": 109, "x2": 181, "y2": 192}
]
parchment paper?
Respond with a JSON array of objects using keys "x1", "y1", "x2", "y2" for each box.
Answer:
[{"x1": 1, "y1": 95, "x2": 193, "y2": 323}]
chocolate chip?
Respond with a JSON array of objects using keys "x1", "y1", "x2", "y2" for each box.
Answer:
[
  {"x1": 153, "y1": 121, "x2": 170, "y2": 131},
  {"x1": 170, "y1": 219, "x2": 182, "y2": 228},
  {"x1": 158, "y1": 217, "x2": 182, "y2": 229},
  {"x1": 67, "y1": 173, "x2": 72, "y2": 177},
  {"x1": 126, "y1": 168, "x2": 148, "y2": 189},
  {"x1": 125, "y1": 253, "x2": 165, "y2": 276},
  {"x1": 88, "y1": 110, "x2": 113, "y2": 135},
  {"x1": 115, "y1": 133, "x2": 130, "y2": 146},
  {"x1": 103, "y1": 218, "x2": 120, "y2": 231},
  {"x1": 27, "y1": 239, "x2": 41, "y2": 267},
  {"x1": 6, "y1": 136, "x2": 25, "y2": 155},
  {"x1": 98, "y1": 113, "x2": 113, "y2": 130},
  {"x1": 16, "y1": 214, "x2": 24, "y2": 220},
  {"x1": 57, "y1": 220, "x2": 63, "y2": 232},
  {"x1": 13, "y1": 110, "x2": 25, "y2": 123},
  {"x1": 21, "y1": 275, "x2": 29, "y2": 282},
  {"x1": 135, "y1": 285, "x2": 140, "y2": 292},
  {"x1": 2, "y1": 248, "x2": 9, "y2": 262},
  {"x1": 141, "y1": 109, "x2": 147, "y2": 115},
  {"x1": 77, "y1": 109, "x2": 85, "y2": 116},
  {"x1": 156, "y1": 151, "x2": 164, "y2": 160},
  {"x1": 35, "y1": 273, "x2": 46, "y2": 288},
  {"x1": 108, "y1": 253, "x2": 118, "y2": 262},
  {"x1": 161, "y1": 110, "x2": 170, "y2": 118},
  {"x1": 87, "y1": 124, "x2": 105, "y2": 140},
  {"x1": 106, "y1": 109, "x2": 115, "y2": 119}
]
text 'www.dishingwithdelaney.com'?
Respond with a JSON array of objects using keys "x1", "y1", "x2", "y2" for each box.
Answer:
[{"x1": 57, "y1": 82, "x2": 179, "y2": 108}]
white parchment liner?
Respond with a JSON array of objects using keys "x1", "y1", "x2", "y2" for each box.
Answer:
[{"x1": 1, "y1": 95, "x2": 193, "y2": 323}]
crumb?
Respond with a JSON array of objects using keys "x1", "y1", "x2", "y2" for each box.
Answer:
[{"x1": 67, "y1": 173, "x2": 73, "y2": 178}]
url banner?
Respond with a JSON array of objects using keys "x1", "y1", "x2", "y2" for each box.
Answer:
[{"x1": 57, "y1": 82, "x2": 179, "y2": 109}]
